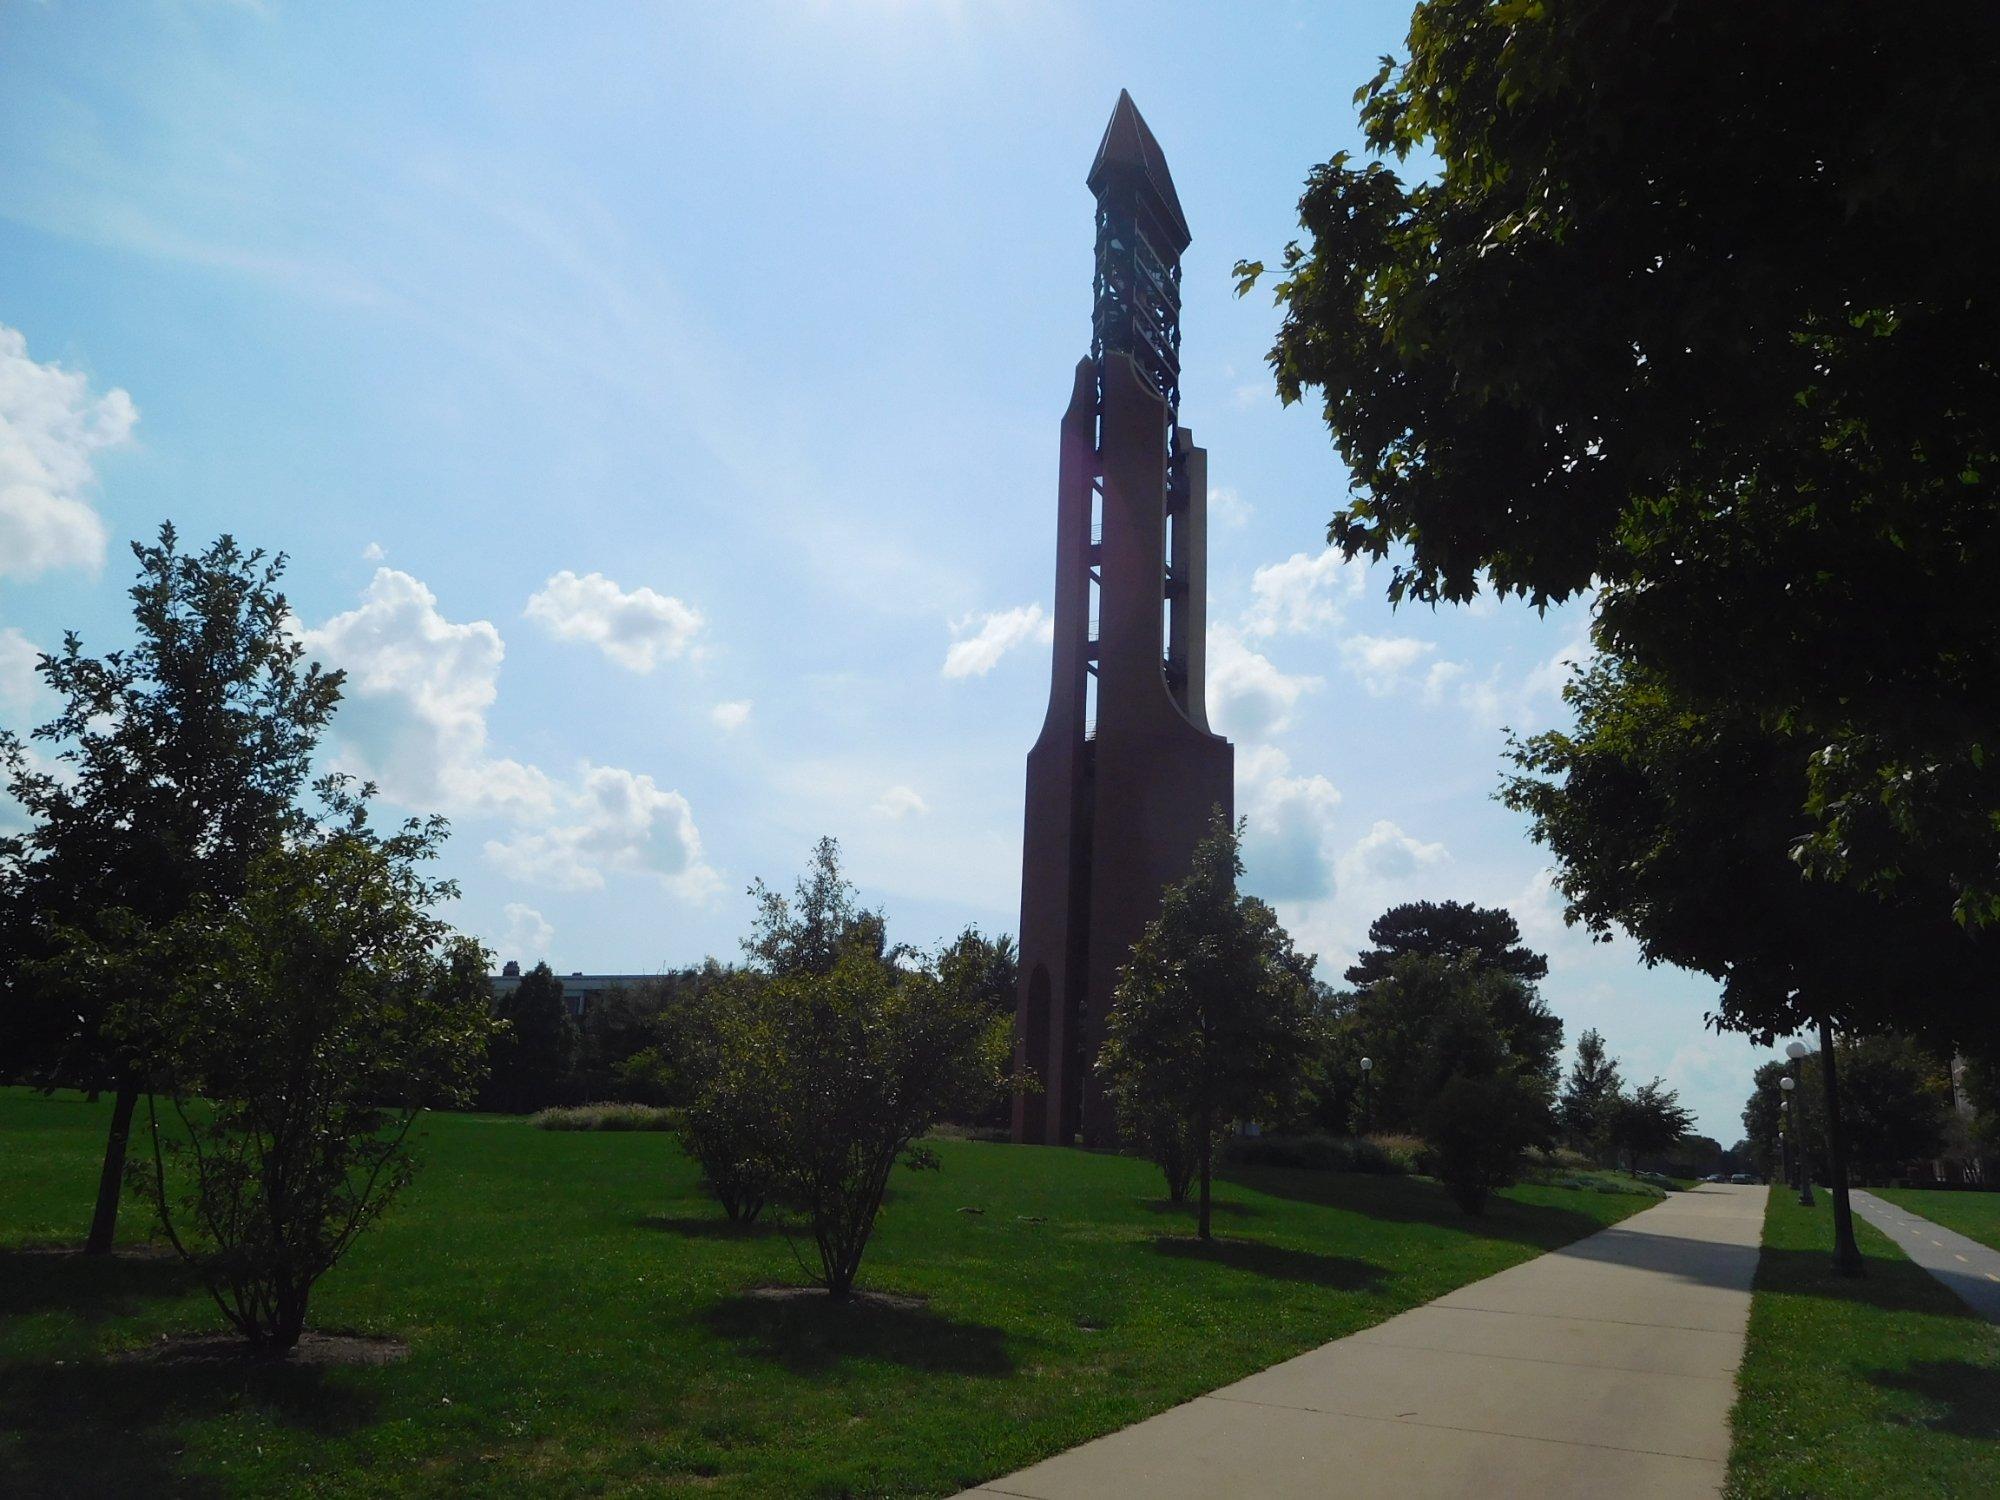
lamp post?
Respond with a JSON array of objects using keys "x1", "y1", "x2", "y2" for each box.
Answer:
[
  {"x1": 1359, "y1": 1056, "x2": 1374, "y2": 1135},
  {"x1": 1782, "y1": 1048, "x2": 1814, "y2": 1207},
  {"x1": 1780, "y1": 1077, "x2": 1805, "y2": 1200},
  {"x1": 1778, "y1": 1095, "x2": 1793, "y2": 1190}
]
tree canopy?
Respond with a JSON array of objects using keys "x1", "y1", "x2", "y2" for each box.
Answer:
[
  {"x1": 1242, "y1": 1, "x2": 2000, "y2": 927},
  {"x1": 1344, "y1": 900, "x2": 1548, "y2": 990}
]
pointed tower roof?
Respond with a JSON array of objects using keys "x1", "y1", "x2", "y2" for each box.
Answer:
[{"x1": 1086, "y1": 90, "x2": 1190, "y2": 251}]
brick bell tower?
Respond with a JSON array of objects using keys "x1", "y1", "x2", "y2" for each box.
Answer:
[{"x1": 1012, "y1": 92, "x2": 1234, "y2": 1147}]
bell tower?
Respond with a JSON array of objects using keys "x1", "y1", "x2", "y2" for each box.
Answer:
[{"x1": 1013, "y1": 92, "x2": 1234, "y2": 1147}]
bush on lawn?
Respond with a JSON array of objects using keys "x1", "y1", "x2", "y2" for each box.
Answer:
[
  {"x1": 123, "y1": 785, "x2": 494, "y2": 1350},
  {"x1": 532, "y1": 1103, "x2": 681, "y2": 1131},
  {"x1": 1223, "y1": 1131, "x2": 1416, "y2": 1176}
]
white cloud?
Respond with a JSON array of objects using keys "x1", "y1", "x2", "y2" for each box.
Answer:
[
  {"x1": 1339, "y1": 632, "x2": 1437, "y2": 696},
  {"x1": 304, "y1": 567, "x2": 555, "y2": 818},
  {"x1": 0, "y1": 627, "x2": 42, "y2": 714},
  {"x1": 523, "y1": 569, "x2": 704, "y2": 673},
  {"x1": 496, "y1": 902, "x2": 553, "y2": 965},
  {"x1": 1209, "y1": 486, "x2": 1252, "y2": 529},
  {"x1": 485, "y1": 762, "x2": 716, "y2": 897},
  {"x1": 1243, "y1": 548, "x2": 1368, "y2": 638},
  {"x1": 361, "y1": 541, "x2": 386, "y2": 562},
  {"x1": 943, "y1": 603, "x2": 1051, "y2": 679},
  {"x1": 1206, "y1": 625, "x2": 1321, "y2": 741},
  {"x1": 1339, "y1": 819, "x2": 1451, "y2": 885},
  {"x1": 0, "y1": 325, "x2": 136, "y2": 583},
  {"x1": 873, "y1": 784, "x2": 929, "y2": 820},
  {"x1": 710, "y1": 699, "x2": 752, "y2": 732},
  {"x1": 1240, "y1": 748, "x2": 1343, "y2": 901}
]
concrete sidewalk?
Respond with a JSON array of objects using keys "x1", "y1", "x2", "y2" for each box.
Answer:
[
  {"x1": 1852, "y1": 1189, "x2": 2000, "y2": 1322},
  {"x1": 960, "y1": 1185, "x2": 1766, "y2": 1500}
]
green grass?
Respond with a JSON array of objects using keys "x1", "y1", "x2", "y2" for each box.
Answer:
[
  {"x1": 1875, "y1": 1188, "x2": 2000, "y2": 1255},
  {"x1": 2, "y1": 1088, "x2": 1657, "y2": 1497},
  {"x1": 1726, "y1": 1188, "x2": 2000, "y2": 1498}
]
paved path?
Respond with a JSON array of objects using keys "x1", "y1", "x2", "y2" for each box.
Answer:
[
  {"x1": 960, "y1": 1185, "x2": 1766, "y2": 1500},
  {"x1": 1852, "y1": 1189, "x2": 2000, "y2": 1322}
]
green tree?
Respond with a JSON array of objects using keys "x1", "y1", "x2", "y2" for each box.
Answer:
[
  {"x1": 125, "y1": 782, "x2": 493, "y2": 1350},
  {"x1": 1559, "y1": 1029, "x2": 1624, "y2": 1157},
  {"x1": 1345, "y1": 900, "x2": 1561, "y2": 1092},
  {"x1": 665, "y1": 968, "x2": 779, "y2": 1224},
  {"x1": 1345, "y1": 900, "x2": 1549, "y2": 990},
  {"x1": 1830, "y1": 1035, "x2": 1951, "y2": 1184},
  {"x1": 1337, "y1": 954, "x2": 1558, "y2": 1138},
  {"x1": 1096, "y1": 815, "x2": 1319, "y2": 1239},
  {"x1": 0, "y1": 526, "x2": 343, "y2": 1253},
  {"x1": 935, "y1": 927, "x2": 1018, "y2": 1018},
  {"x1": 481, "y1": 962, "x2": 577, "y2": 1113},
  {"x1": 1605, "y1": 1079, "x2": 1696, "y2": 1175},
  {"x1": 743, "y1": 834, "x2": 888, "y2": 978},
  {"x1": 753, "y1": 949, "x2": 1009, "y2": 1295},
  {"x1": 1507, "y1": 656, "x2": 1999, "y2": 1270},
  {"x1": 1240, "y1": 2, "x2": 2000, "y2": 928}
]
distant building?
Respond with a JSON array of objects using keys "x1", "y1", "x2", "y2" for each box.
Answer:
[{"x1": 488, "y1": 966, "x2": 656, "y2": 1022}]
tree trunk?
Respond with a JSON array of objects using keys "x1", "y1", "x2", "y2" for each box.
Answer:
[
  {"x1": 1817, "y1": 1018, "x2": 1865, "y2": 1277},
  {"x1": 85, "y1": 1080, "x2": 139, "y2": 1255},
  {"x1": 1197, "y1": 1103, "x2": 1213, "y2": 1241}
]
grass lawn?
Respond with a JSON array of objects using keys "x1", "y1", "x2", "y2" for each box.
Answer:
[
  {"x1": 1726, "y1": 1188, "x2": 2000, "y2": 1498},
  {"x1": 1876, "y1": 1188, "x2": 2000, "y2": 1256},
  {"x1": 2, "y1": 1088, "x2": 1657, "y2": 1497}
]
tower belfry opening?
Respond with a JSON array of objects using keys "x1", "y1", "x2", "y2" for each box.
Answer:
[{"x1": 1012, "y1": 91, "x2": 1234, "y2": 1147}]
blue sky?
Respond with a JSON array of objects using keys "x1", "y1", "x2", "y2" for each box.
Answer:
[{"x1": 0, "y1": 0, "x2": 1780, "y2": 1139}]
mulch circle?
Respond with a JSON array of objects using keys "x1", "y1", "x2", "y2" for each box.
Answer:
[
  {"x1": 745, "y1": 1284, "x2": 928, "y2": 1312},
  {"x1": 115, "y1": 1330, "x2": 410, "y2": 1367}
]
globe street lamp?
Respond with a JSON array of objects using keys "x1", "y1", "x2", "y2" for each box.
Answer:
[
  {"x1": 1782, "y1": 1050, "x2": 1815, "y2": 1207},
  {"x1": 1359, "y1": 1056, "x2": 1374, "y2": 1135}
]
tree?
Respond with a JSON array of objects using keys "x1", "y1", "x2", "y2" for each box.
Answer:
[
  {"x1": 1240, "y1": 2, "x2": 2000, "y2": 928},
  {"x1": 665, "y1": 970, "x2": 780, "y2": 1224},
  {"x1": 568, "y1": 969, "x2": 696, "y2": 1104},
  {"x1": 1559, "y1": 1029, "x2": 1624, "y2": 1156},
  {"x1": 1336, "y1": 954, "x2": 1559, "y2": 1138},
  {"x1": 126, "y1": 783, "x2": 493, "y2": 1350},
  {"x1": 935, "y1": 927, "x2": 1018, "y2": 1019},
  {"x1": 480, "y1": 962, "x2": 577, "y2": 1113},
  {"x1": 0, "y1": 527, "x2": 343, "y2": 1253},
  {"x1": 743, "y1": 835, "x2": 888, "y2": 978},
  {"x1": 761, "y1": 951, "x2": 1008, "y2": 1294},
  {"x1": 1345, "y1": 900, "x2": 1561, "y2": 1092},
  {"x1": 1826, "y1": 1035, "x2": 1951, "y2": 1184},
  {"x1": 1096, "y1": 815, "x2": 1319, "y2": 1238},
  {"x1": 1605, "y1": 1080, "x2": 1696, "y2": 1175},
  {"x1": 1346, "y1": 900, "x2": 1549, "y2": 990},
  {"x1": 1743, "y1": 1058, "x2": 1825, "y2": 1185},
  {"x1": 1507, "y1": 655, "x2": 2000, "y2": 1271}
]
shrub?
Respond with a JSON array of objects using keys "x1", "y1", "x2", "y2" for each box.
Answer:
[
  {"x1": 1426, "y1": 1070, "x2": 1547, "y2": 1214},
  {"x1": 1223, "y1": 1131, "x2": 1416, "y2": 1176},
  {"x1": 127, "y1": 791, "x2": 494, "y2": 1351},
  {"x1": 531, "y1": 1103, "x2": 680, "y2": 1132}
]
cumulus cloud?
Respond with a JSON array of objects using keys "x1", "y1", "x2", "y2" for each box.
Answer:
[
  {"x1": 524, "y1": 569, "x2": 704, "y2": 673},
  {"x1": 873, "y1": 784, "x2": 929, "y2": 820},
  {"x1": 1207, "y1": 625, "x2": 1322, "y2": 741},
  {"x1": 361, "y1": 541, "x2": 386, "y2": 562},
  {"x1": 0, "y1": 325, "x2": 136, "y2": 583},
  {"x1": 304, "y1": 567, "x2": 555, "y2": 818},
  {"x1": 1240, "y1": 749, "x2": 1343, "y2": 901},
  {"x1": 496, "y1": 902, "x2": 554, "y2": 965},
  {"x1": 1340, "y1": 819, "x2": 1450, "y2": 884},
  {"x1": 1339, "y1": 632, "x2": 1437, "y2": 696},
  {"x1": 485, "y1": 762, "x2": 716, "y2": 896},
  {"x1": 1243, "y1": 548, "x2": 1368, "y2": 638},
  {"x1": 943, "y1": 603, "x2": 1051, "y2": 679},
  {"x1": 710, "y1": 699, "x2": 752, "y2": 732},
  {"x1": 0, "y1": 627, "x2": 42, "y2": 714}
]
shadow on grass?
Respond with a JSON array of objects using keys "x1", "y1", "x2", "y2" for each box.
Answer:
[
  {"x1": 637, "y1": 1214, "x2": 786, "y2": 1240},
  {"x1": 1870, "y1": 1360, "x2": 2000, "y2": 1439},
  {"x1": 0, "y1": 1347, "x2": 381, "y2": 1496},
  {"x1": 1139, "y1": 1197, "x2": 1258, "y2": 1220},
  {"x1": 700, "y1": 1291, "x2": 1015, "y2": 1377},
  {"x1": 1151, "y1": 1234, "x2": 1386, "y2": 1289},
  {"x1": 1216, "y1": 1164, "x2": 1622, "y2": 1252},
  {"x1": 0, "y1": 1245, "x2": 197, "y2": 1323}
]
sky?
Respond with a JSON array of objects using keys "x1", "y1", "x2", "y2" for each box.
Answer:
[{"x1": 0, "y1": 0, "x2": 1785, "y2": 1139}]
